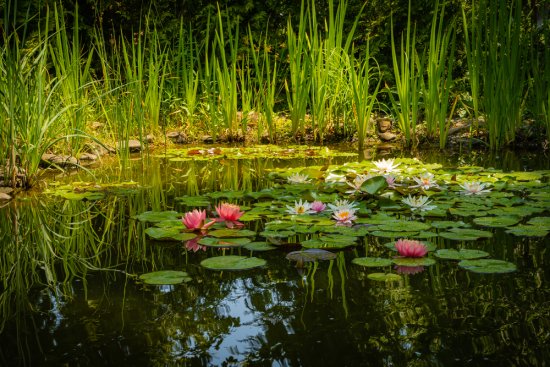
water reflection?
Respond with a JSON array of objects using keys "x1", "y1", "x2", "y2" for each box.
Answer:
[{"x1": 0, "y1": 149, "x2": 549, "y2": 366}]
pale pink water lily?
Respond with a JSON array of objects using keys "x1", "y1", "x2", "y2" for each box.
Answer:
[
  {"x1": 286, "y1": 199, "x2": 314, "y2": 215},
  {"x1": 401, "y1": 194, "x2": 436, "y2": 211},
  {"x1": 287, "y1": 173, "x2": 311, "y2": 184},
  {"x1": 384, "y1": 174, "x2": 399, "y2": 188},
  {"x1": 395, "y1": 239, "x2": 429, "y2": 258},
  {"x1": 332, "y1": 208, "x2": 358, "y2": 225},
  {"x1": 328, "y1": 199, "x2": 360, "y2": 212},
  {"x1": 311, "y1": 201, "x2": 327, "y2": 213},
  {"x1": 182, "y1": 209, "x2": 215, "y2": 231},
  {"x1": 215, "y1": 202, "x2": 245, "y2": 228},
  {"x1": 459, "y1": 181, "x2": 491, "y2": 195},
  {"x1": 345, "y1": 173, "x2": 372, "y2": 194},
  {"x1": 373, "y1": 158, "x2": 401, "y2": 174},
  {"x1": 410, "y1": 172, "x2": 439, "y2": 190}
]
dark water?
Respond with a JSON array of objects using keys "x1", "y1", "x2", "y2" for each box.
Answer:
[{"x1": 1, "y1": 146, "x2": 549, "y2": 366}]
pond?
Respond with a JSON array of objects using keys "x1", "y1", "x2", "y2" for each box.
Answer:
[{"x1": 1, "y1": 145, "x2": 549, "y2": 366}]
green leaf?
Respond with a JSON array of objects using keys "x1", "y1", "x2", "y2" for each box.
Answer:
[
  {"x1": 376, "y1": 220, "x2": 431, "y2": 232},
  {"x1": 435, "y1": 249, "x2": 490, "y2": 260},
  {"x1": 361, "y1": 176, "x2": 388, "y2": 195},
  {"x1": 505, "y1": 225, "x2": 549, "y2": 237},
  {"x1": 208, "y1": 229, "x2": 257, "y2": 238},
  {"x1": 134, "y1": 211, "x2": 181, "y2": 223},
  {"x1": 200, "y1": 255, "x2": 266, "y2": 270},
  {"x1": 458, "y1": 259, "x2": 517, "y2": 274},
  {"x1": 352, "y1": 257, "x2": 393, "y2": 267},
  {"x1": 139, "y1": 270, "x2": 191, "y2": 285},
  {"x1": 244, "y1": 242, "x2": 277, "y2": 252},
  {"x1": 473, "y1": 216, "x2": 520, "y2": 228},
  {"x1": 198, "y1": 237, "x2": 251, "y2": 248},
  {"x1": 439, "y1": 228, "x2": 493, "y2": 241}
]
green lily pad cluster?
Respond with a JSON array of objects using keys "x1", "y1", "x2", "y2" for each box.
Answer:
[
  {"x1": 132, "y1": 157, "x2": 549, "y2": 277},
  {"x1": 44, "y1": 181, "x2": 140, "y2": 200}
]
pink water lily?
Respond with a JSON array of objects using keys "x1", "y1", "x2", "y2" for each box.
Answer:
[
  {"x1": 182, "y1": 209, "x2": 215, "y2": 232},
  {"x1": 215, "y1": 202, "x2": 245, "y2": 228},
  {"x1": 395, "y1": 239, "x2": 428, "y2": 258},
  {"x1": 185, "y1": 237, "x2": 207, "y2": 252},
  {"x1": 332, "y1": 208, "x2": 357, "y2": 225},
  {"x1": 311, "y1": 200, "x2": 327, "y2": 213}
]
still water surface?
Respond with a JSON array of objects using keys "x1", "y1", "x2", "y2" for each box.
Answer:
[{"x1": 0, "y1": 146, "x2": 549, "y2": 366}]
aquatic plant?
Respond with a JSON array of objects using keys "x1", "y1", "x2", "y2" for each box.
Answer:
[
  {"x1": 328, "y1": 199, "x2": 359, "y2": 212},
  {"x1": 332, "y1": 208, "x2": 357, "y2": 225},
  {"x1": 410, "y1": 172, "x2": 439, "y2": 190},
  {"x1": 311, "y1": 201, "x2": 327, "y2": 213},
  {"x1": 394, "y1": 239, "x2": 428, "y2": 258},
  {"x1": 401, "y1": 195, "x2": 436, "y2": 212},
  {"x1": 215, "y1": 203, "x2": 245, "y2": 228},
  {"x1": 286, "y1": 200, "x2": 314, "y2": 215},
  {"x1": 182, "y1": 209, "x2": 215, "y2": 231},
  {"x1": 458, "y1": 181, "x2": 491, "y2": 195},
  {"x1": 345, "y1": 174, "x2": 372, "y2": 194},
  {"x1": 384, "y1": 175, "x2": 399, "y2": 188},
  {"x1": 287, "y1": 173, "x2": 311, "y2": 184},
  {"x1": 372, "y1": 158, "x2": 401, "y2": 174}
]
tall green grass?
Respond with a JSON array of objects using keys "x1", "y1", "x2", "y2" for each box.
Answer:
[
  {"x1": 479, "y1": 0, "x2": 526, "y2": 149},
  {"x1": 421, "y1": 0, "x2": 457, "y2": 148},
  {"x1": 388, "y1": 0, "x2": 422, "y2": 147}
]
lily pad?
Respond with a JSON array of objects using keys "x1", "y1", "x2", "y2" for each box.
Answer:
[
  {"x1": 367, "y1": 273, "x2": 402, "y2": 282},
  {"x1": 431, "y1": 220, "x2": 469, "y2": 229},
  {"x1": 198, "y1": 237, "x2": 251, "y2": 248},
  {"x1": 473, "y1": 216, "x2": 520, "y2": 228},
  {"x1": 134, "y1": 211, "x2": 181, "y2": 223},
  {"x1": 360, "y1": 176, "x2": 388, "y2": 195},
  {"x1": 371, "y1": 231, "x2": 419, "y2": 238},
  {"x1": 527, "y1": 216, "x2": 550, "y2": 228},
  {"x1": 434, "y1": 249, "x2": 490, "y2": 260},
  {"x1": 208, "y1": 229, "x2": 257, "y2": 238},
  {"x1": 200, "y1": 255, "x2": 267, "y2": 271},
  {"x1": 352, "y1": 257, "x2": 393, "y2": 267},
  {"x1": 439, "y1": 228, "x2": 493, "y2": 241},
  {"x1": 139, "y1": 270, "x2": 191, "y2": 285},
  {"x1": 286, "y1": 249, "x2": 337, "y2": 262},
  {"x1": 458, "y1": 259, "x2": 517, "y2": 274},
  {"x1": 392, "y1": 258, "x2": 436, "y2": 266},
  {"x1": 144, "y1": 227, "x2": 197, "y2": 241},
  {"x1": 175, "y1": 196, "x2": 211, "y2": 207},
  {"x1": 376, "y1": 220, "x2": 431, "y2": 232},
  {"x1": 244, "y1": 242, "x2": 277, "y2": 252},
  {"x1": 505, "y1": 225, "x2": 549, "y2": 237}
]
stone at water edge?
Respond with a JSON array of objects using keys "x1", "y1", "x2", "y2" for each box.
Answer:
[
  {"x1": 377, "y1": 118, "x2": 392, "y2": 133},
  {"x1": 0, "y1": 192, "x2": 12, "y2": 201},
  {"x1": 378, "y1": 132, "x2": 397, "y2": 142}
]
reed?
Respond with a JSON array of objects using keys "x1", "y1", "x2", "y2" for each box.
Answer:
[
  {"x1": 349, "y1": 42, "x2": 381, "y2": 152},
  {"x1": 461, "y1": 1, "x2": 482, "y2": 129},
  {"x1": 480, "y1": 0, "x2": 526, "y2": 149},
  {"x1": 527, "y1": 16, "x2": 549, "y2": 141},
  {"x1": 421, "y1": 0, "x2": 456, "y2": 148},
  {"x1": 388, "y1": 0, "x2": 422, "y2": 147},
  {"x1": 285, "y1": 0, "x2": 311, "y2": 139}
]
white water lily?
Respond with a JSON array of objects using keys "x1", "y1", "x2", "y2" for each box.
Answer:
[
  {"x1": 328, "y1": 199, "x2": 360, "y2": 212},
  {"x1": 373, "y1": 158, "x2": 401, "y2": 174},
  {"x1": 401, "y1": 194, "x2": 437, "y2": 211},
  {"x1": 384, "y1": 174, "x2": 400, "y2": 188},
  {"x1": 410, "y1": 172, "x2": 439, "y2": 190},
  {"x1": 332, "y1": 208, "x2": 358, "y2": 225},
  {"x1": 286, "y1": 199, "x2": 314, "y2": 215},
  {"x1": 345, "y1": 173, "x2": 372, "y2": 194},
  {"x1": 459, "y1": 181, "x2": 491, "y2": 195},
  {"x1": 287, "y1": 173, "x2": 311, "y2": 184}
]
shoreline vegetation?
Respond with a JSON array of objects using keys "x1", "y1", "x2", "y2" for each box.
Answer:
[{"x1": 0, "y1": 0, "x2": 548, "y2": 190}]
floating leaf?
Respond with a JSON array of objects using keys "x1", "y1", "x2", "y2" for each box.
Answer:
[
  {"x1": 473, "y1": 216, "x2": 520, "y2": 228},
  {"x1": 376, "y1": 220, "x2": 431, "y2": 232},
  {"x1": 352, "y1": 257, "x2": 393, "y2": 267},
  {"x1": 134, "y1": 211, "x2": 181, "y2": 223},
  {"x1": 286, "y1": 249, "x2": 337, "y2": 262},
  {"x1": 208, "y1": 229, "x2": 257, "y2": 238},
  {"x1": 198, "y1": 237, "x2": 251, "y2": 248},
  {"x1": 439, "y1": 228, "x2": 493, "y2": 241},
  {"x1": 505, "y1": 225, "x2": 549, "y2": 237},
  {"x1": 392, "y1": 258, "x2": 436, "y2": 266},
  {"x1": 458, "y1": 259, "x2": 516, "y2": 274},
  {"x1": 244, "y1": 242, "x2": 277, "y2": 252},
  {"x1": 431, "y1": 220, "x2": 469, "y2": 229},
  {"x1": 435, "y1": 249, "x2": 490, "y2": 260},
  {"x1": 367, "y1": 273, "x2": 402, "y2": 282},
  {"x1": 175, "y1": 196, "x2": 211, "y2": 207},
  {"x1": 371, "y1": 231, "x2": 419, "y2": 238},
  {"x1": 527, "y1": 217, "x2": 550, "y2": 228},
  {"x1": 260, "y1": 230, "x2": 296, "y2": 238},
  {"x1": 144, "y1": 227, "x2": 197, "y2": 241},
  {"x1": 139, "y1": 270, "x2": 191, "y2": 285},
  {"x1": 361, "y1": 176, "x2": 388, "y2": 195},
  {"x1": 200, "y1": 255, "x2": 266, "y2": 270}
]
